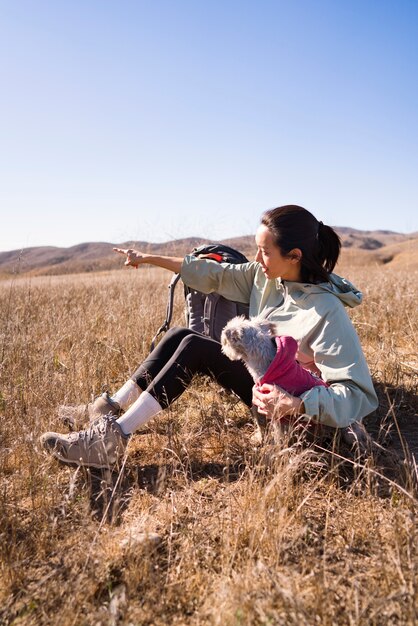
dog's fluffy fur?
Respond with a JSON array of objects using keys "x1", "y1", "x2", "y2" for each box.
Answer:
[{"x1": 221, "y1": 316, "x2": 277, "y2": 381}]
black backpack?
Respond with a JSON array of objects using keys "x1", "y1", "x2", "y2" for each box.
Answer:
[{"x1": 150, "y1": 244, "x2": 250, "y2": 350}]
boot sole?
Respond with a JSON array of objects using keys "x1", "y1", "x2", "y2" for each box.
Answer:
[
  {"x1": 50, "y1": 451, "x2": 114, "y2": 470},
  {"x1": 41, "y1": 439, "x2": 115, "y2": 470}
]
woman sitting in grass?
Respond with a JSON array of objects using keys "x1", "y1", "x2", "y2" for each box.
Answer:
[{"x1": 40, "y1": 205, "x2": 378, "y2": 469}]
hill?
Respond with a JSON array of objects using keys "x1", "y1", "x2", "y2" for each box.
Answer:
[
  {"x1": 336, "y1": 236, "x2": 418, "y2": 272},
  {"x1": 0, "y1": 229, "x2": 417, "y2": 277}
]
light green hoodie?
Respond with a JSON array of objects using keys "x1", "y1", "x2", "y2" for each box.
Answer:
[{"x1": 180, "y1": 255, "x2": 378, "y2": 428}]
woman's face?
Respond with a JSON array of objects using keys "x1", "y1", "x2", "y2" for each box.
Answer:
[{"x1": 255, "y1": 224, "x2": 302, "y2": 281}]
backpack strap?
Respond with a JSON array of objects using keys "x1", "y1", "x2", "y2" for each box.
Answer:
[
  {"x1": 185, "y1": 289, "x2": 206, "y2": 334},
  {"x1": 149, "y1": 273, "x2": 181, "y2": 351},
  {"x1": 149, "y1": 243, "x2": 249, "y2": 351}
]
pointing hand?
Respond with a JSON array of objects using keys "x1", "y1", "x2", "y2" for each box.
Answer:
[{"x1": 113, "y1": 248, "x2": 143, "y2": 268}]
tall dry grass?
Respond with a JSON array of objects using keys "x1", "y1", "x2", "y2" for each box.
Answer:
[{"x1": 0, "y1": 263, "x2": 417, "y2": 625}]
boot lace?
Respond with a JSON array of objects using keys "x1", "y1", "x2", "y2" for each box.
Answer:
[{"x1": 76, "y1": 414, "x2": 115, "y2": 441}]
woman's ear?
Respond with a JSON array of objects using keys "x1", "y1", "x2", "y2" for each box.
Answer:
[{"x1": 287, "y1": 248, "x2": 302, "y2": 263}]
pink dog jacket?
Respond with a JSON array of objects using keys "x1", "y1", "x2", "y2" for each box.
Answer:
[{"x1": 256, "y1": 335, "x2": 327, "y2": 396}]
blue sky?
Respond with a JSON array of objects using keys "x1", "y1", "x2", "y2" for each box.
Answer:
[{"x1": 1, "y1": 0, "x2": 417, "y2": 252}]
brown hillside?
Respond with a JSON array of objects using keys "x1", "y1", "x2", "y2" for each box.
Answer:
[
  {"x1": 0, "y1": 229, "x2": 416, "y2": 277},
  {"x1": 335, "y1": 227, "x2": 409, "y2": 249},
  {"x1": 338, "y1": 237, "x2": 418, "y2": 272},
  {"x1": 375, "y1": 237, "x2": 418, "y2": 269}
]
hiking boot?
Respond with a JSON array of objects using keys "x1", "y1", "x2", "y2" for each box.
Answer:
[
  {"x1": 88, "y1": 393, "x2": 121, "y2": 420},
  {"x1": 58, "y1": 393, "x2": 121, "y2": 430},
  {"x1": 40, "y1": 415, "x2": 129, "y2": 469}
]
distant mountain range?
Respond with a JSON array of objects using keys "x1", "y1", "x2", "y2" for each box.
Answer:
[{"x1": 1, "y1": 227, "x2": 417, "y2": 277}]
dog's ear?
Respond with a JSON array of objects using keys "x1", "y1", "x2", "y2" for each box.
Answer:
[
  {"x1": 228, "y1": 327, "x2": 242, "y2": 344},
  {"x1": 222, "y1": 326, "x2": 238, "y2": 344},
  {"x1": 257, "y1": 320, "x2": 276, "y2": 336}
]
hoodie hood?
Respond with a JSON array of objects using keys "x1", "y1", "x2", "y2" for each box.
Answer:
[
  {"x1": 278, "y1": 273, "x2": 363, "y2": 309},
  {"x1": 326, "y1": 274, "x2": 363, "y2": 307}
]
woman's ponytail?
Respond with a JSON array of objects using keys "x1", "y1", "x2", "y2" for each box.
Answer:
[
  {"x1": 261, "y1": 205, "x2": 342, "y2": 283},
  {"x1": 317, "y1": 222, "x2": 341, "y2": 274}
]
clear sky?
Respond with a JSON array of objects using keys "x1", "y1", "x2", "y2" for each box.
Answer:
[{"x1": 1, "y1": 0, "x2": 417, "y2": 252}]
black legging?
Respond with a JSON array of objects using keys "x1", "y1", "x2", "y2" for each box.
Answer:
[{"x1": 131, "y1": 327, "x2": 253, "y2": 409}]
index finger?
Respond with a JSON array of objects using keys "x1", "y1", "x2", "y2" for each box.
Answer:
[{"x1": 113, "y1": 248, "x2": 128, "y2": 255}]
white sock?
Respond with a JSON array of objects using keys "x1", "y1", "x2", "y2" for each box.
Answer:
[
  {"x1": 116, "y1": 391, "x2": 162, "y2": 435},
  {"x1": 111, "y1": 379, "x2": 141, "y2": 410}
]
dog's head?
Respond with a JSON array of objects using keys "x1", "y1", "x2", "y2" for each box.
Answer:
[{"x1": 221, "y1": 316, "x2": 276, "y2": 361}]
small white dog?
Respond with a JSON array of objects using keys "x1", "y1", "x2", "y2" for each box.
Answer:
[
  {"x1": 221, "y1": 315, "x2": 374, "y2": 454},
  {"x1": 221, "y1": 315, "x2": 277, "y2": 382}
]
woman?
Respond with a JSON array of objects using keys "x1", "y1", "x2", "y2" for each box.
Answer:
[{"x1": 40, "y1": 205, "x2": 378, "y2": 469}]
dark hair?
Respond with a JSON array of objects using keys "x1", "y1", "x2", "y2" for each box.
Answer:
[{"x1": 261, "y1": 205, "x2": 341, "y2": 283}]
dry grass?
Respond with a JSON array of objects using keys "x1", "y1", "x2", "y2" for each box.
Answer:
[{"x1": 0, "y1": 264, "x2": 417, "y2": 625}]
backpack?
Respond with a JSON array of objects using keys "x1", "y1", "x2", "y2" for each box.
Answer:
[{"x1": 150, "y1": 243, "x2": 250, "y2": 351}]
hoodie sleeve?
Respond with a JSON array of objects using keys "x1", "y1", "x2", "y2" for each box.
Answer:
[
  {"x1": 180, "y1": 255, "x2": 257, "y2": 304},
  {"x1": 300, "y1": 302, "x2": 378, "y2": 428}
]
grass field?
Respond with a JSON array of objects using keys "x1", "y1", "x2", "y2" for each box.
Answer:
[{"x1": 0, "y1": 262, "x2": 417, "y2": 625}]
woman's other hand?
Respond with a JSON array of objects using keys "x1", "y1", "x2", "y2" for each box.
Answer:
[
  {"x1": 252, "y1": 383, "x2": 304, "y2": 419},
  {"x1": 113, "y1": 248, "x2": 144, "y2": 268}
]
